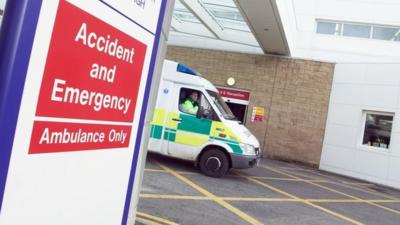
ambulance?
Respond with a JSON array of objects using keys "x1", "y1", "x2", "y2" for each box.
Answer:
[{"x1": 148, "y1": 60, "x2": 260, "y2": 177}]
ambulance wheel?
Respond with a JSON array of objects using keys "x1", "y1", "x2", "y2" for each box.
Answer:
[{"x1": 199, "y1": 149, "x2": 229, "y2": 177}]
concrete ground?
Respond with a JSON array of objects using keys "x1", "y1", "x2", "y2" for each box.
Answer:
[{"x1": 136, "y1": 153, "x2": 400, "y2": 225}]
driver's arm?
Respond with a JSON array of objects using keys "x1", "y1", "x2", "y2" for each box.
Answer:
[{"x1": 182, "y1": 100, "x2": 198, "y2": 115}]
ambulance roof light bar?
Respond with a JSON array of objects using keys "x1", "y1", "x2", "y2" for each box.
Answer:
[{"x1": 177, "y1": 63, "x2": 200, "y2": 76}]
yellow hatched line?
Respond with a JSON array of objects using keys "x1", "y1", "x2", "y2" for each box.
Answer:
[
  {"x1": 262, "y1": 165, "x2": 400, "y2": 216},
  {"x1": 139, "y1": 193, "x2": 400, "y2": 204},
  {"x1": 234, "y1": 172, "x2": 364, "y2": 225},
  {"x1": 221, "y1": 197, "x2": 296, "y2": 202},
  {"x1": 275, "y1": 169, "x2": 323, "y2": 180},
  {"x1": 254, "y1": 176, "x2": 326, "y2": 182},
  {"x1": 157, "y1": 162, "x2": 263, "y2": 225},
  {"x1": 144, "y1": 168, "x2": 198, "y2": 175},
  {"x1": 340, "y1": 181, "x2": 374, "y2": 186},
  {"x1": 278, "y1": 166, "x2": 315, "y2": 172},
  {"x1": 303, "y1": 169, "x2": 397, "y2": 200},
  {"x1": 136, "y1": 212, "x2": 179, "y2": 225},
  {"x1": 145, "y1": 169, "x2": 169, "y2": 173},
  {"x1": 273, "y1": 166, "x2": 400, "y2": 201},
  {"x1": 140, "y1": 193, "x2": 210, "y2": 200},
  {"x1": 145, "y1": 168, "x2": 327, "y2": 182},
  {"x1": 136, "y1": 217, "x2": 162, "y2": 225},
  {"x1": 223, "y1": 197, "x2": 400, "y2": 203}
]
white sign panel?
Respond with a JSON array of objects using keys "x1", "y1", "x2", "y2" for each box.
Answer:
[{"x1": 0, "y1": 0, "x2": 165, "y2": 224}]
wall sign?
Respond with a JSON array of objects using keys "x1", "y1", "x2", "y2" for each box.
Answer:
[
  {"x1": 0, "y1": 0, "x2": 166, "y2": 224},
  {"x1": 251, "y1": 106, "x2": 265, "y2": 122},
  {"x1": 217, "y1": 87, "x2": 250, "y2": 105}
]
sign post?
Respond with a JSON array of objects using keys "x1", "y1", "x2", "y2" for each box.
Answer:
[{"x1": 0, "y1": 0, "x2": 167, "y2": 224}]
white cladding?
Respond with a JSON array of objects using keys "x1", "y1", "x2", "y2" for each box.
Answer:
[
  {"x1": 277, "y1": 0, "x2": 400, "y2": 63},
  {"x1": 320, "y1": 63, "x2": 400, "y2": 189}
]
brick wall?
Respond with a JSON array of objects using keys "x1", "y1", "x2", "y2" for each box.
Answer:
[{"x1": 166, "y1": 46, "x2": 334, "y2": 166}]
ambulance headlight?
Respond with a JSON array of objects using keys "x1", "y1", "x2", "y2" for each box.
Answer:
[{"x1": 240, "y1": 143, "x2": 256, "y2": 155}]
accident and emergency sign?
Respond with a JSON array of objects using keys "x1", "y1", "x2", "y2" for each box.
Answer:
[
  {"x1": 0, "y1": 0, "x2": 166, "y2": 225},
  {"x1": 30, "y1": 1, "x2": 147, "y2": 153}
]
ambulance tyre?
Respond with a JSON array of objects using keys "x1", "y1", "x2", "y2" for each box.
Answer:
[{"x1": 199, "y1": 149, "x2": 229, "y2": 177}]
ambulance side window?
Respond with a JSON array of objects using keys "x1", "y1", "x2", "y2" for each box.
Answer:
[{"x1": 178, "y1": 88, "x2": 219, "y2": 121}]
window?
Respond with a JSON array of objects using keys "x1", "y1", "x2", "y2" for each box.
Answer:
[
  {"x1": 316, "y1": 21, "x2": 341, "y2": 35},
  {"x1": 316, "y1": 19, "x2": 400, "y2": 42},
  {"x1": 343, "y1": 24, "x2": 371, "y2": 38},
  {"x1": 179, "y1": 88, "x2": 218, "y2": 121},
  {"x1": 373, "y1": 26, "x2": 400, "y2": 41},
  {"x1": 206, "y1": 90, "x2": 236, "y2": 120},
  {"x1": 362, "y1": 111, "x2": 394, "y2": 149}
]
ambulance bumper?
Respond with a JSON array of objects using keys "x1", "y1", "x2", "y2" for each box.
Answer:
[{"x1": 230, "y1": 152, "x2": 259, "y2": 169}]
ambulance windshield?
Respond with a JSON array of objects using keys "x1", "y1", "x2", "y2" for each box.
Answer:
[{"x1": 207, "y1": 90, "x2": 236, "y2": 120}]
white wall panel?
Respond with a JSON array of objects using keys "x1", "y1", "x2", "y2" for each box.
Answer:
[
  {"x1": 324, "y1": 124, "x2": 359, "y2": 148},
  {"x1": 331, "y1": 84, "x2": 363, "y2": 105},
  {"x1": 320, "y1": 63, "x2": 400, "y2": 189},
  {"x1": 365, "y1": 64, "x2": 400, "y2": 86},
  {"x1": 362, "y1": 85, "x2": 399, "y2": 109},
  {"x1": 352, "y1": 150, "x2": 390, "y2": 179},
  {"x1": 388, "y1": 156, "x2": 400, "y2": 183},
  {"x1": 389, "y1": 132, "x2": 400, "y2": 156},
  {"x1": 333, "y1": 64, "x2": 366, "y2": 84},
  {"x1": 279, "y1": 0, "x2": 400, "y2": 63},
  {"x1": 320, "y1": 145, "x2": 356, "y2": 170},
  {"x1": 328, "y1": 104, "x2": 361, "y2": 127}
]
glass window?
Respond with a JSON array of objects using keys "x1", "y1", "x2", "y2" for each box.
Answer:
[
  {"x1": 316, "y1": 21, "x2": 340, "y2": 35},
  {"x1": 373, "y1": 26, "x2": 400, "y2": 41},
  {"x1": 207, "y1": 90, "x2": 236, "y2": 120},
  {"x1": 362, "y1": 112, "x2": 394, "y2": 149},
  {"x1": 179, "y1": 88, "x2": 218, "y2": 121},
  {"x1": 343, "y1": 24, "x2": 371, "y2": 38}
]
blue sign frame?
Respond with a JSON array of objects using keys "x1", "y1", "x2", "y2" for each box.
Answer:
[{"x1": 0, "y1": 1, "x2": 167, "y2": 224}]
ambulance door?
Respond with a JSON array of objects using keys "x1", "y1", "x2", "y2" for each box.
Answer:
[
  {"x1": 149, "y1": 80, "x2": 175, "y2": 155},
  {"x1": 166, "y1": 85, "x2": 218, "y2": 160}
]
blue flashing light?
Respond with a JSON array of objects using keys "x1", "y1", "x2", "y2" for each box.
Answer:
[{"x1": 177, "y1": 63, "x2": 198, "y2": 76}]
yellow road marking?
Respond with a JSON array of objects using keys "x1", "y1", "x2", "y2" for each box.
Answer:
[
  {"x1": 139, "y1": 193, "x2": 400, "y2": 203},
  {"x1": 263, "y1": 165, "x2": 400, "y2": 215},
  {"x1": 145, "y1": 168, "x2": 325, "y2": 182},
  {"x1": 278, "y1": 166, "x2": 315, "y2": 172},
  {"x1": 235, "y1": 172, "x2": 364, "y2": 225},
  {"x1": 222, "y1": 197, "x2": 400, "y2": 203},
  {"x1": 304, "y1": 170, "x2": 397, "y2": 200},
  {"x1": 140, "y1": 193, "x2": 210, "y2": 200},
  {"x1": 144, "y1": 168, "x2": 198, "y2": 175},
  {"x1": 340, "y1": 181, "x2": 374, "y2": 186},
  {"x1": 254, "y1": 176, "x2": 326, "y2": 182},
  {"x1": 221, "y1": 197, "x2": 297, "y2": 202},
  {"x1": 136, "y1": 217, "x2": 162, "y2": 225},
  {"x1": 305, "y1": 199, "x2": 400, "y2": 203},
  {"x1": 145, "y1": 169, "x2": 169, "y2": 173},
  {"x1": 136, "y1": 212, "x2": 179, "y2": 225},
  {"x1": 157, "y1": 162, "x2": 263, "y2": 225}
]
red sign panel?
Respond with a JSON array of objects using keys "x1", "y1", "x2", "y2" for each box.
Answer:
[
  {"x1": 36, "y1": 0, "x2": 147, "y2": 122},
  {"x1": 29, "y1": 0, "x2": 147, "y2": 154},
  {"x1": 218, "y1": 87, "x2": 250, "y2": 101},
  {"x1": 29, "y1": 121, "x2": 131, "y2": 154}
]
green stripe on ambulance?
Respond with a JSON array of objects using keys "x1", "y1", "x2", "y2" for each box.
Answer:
[{"x1": 150, "y1": 108, "x2": 243, "y2": 154}]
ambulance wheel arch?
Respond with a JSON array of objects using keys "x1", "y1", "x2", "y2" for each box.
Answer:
[{"x1": 197, "y1": 145, "x2": 232, "y2": 177}]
